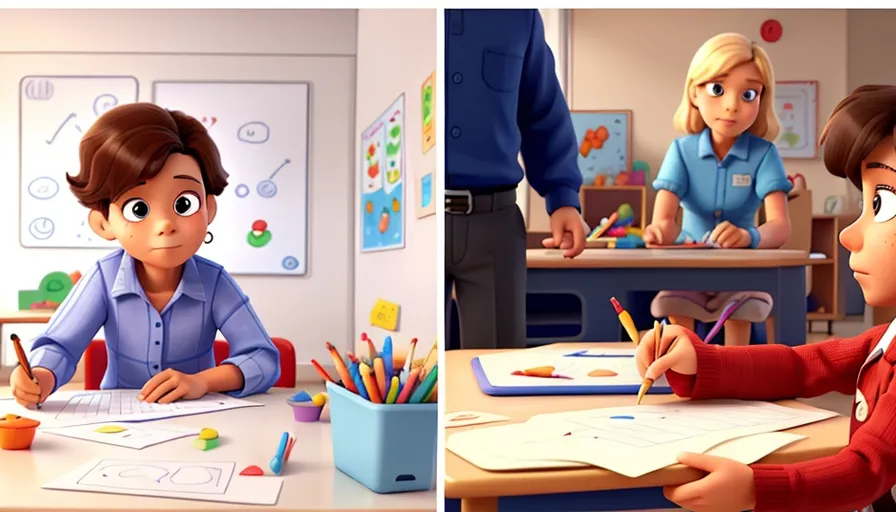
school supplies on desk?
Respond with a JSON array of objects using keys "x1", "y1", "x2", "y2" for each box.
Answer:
[
  {"x1": 10, "y1": 334, "x2": 41, "y2": 409},
  {"x1": 269, "y1": 431, "x2": 296, "y2": 475},
  {"x1": 325, "y1": 342, "x2": 359, "y2": 393},
  {"x1": 471, "y1": 345, "x2": 672, "y2": 396}
]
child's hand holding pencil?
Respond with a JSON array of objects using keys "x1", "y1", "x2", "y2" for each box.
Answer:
[{"x1": 634, "y1": 323, "x2": 699, "y2": 401}]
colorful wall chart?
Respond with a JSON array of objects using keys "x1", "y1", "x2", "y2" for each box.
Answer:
[
  {"x1": 421, "y1": 72, "x2": 435, "y2": 154},
  {"x1": 416, "y1": 170, "x2": 435, "y2": 219},
  {"x1": 360, "y1": 94, "x2": 406, "y2": 252}
]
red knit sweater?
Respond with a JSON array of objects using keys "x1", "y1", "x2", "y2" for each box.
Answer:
[{"x1": 666, "y1": 324, "x2": 896, "y2": 512}]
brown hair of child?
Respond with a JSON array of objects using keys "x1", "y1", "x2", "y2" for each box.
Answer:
[
  {"x1": 67, "y1": 102, "x2": 229, "y2": 217},
  {"x1": 820, "y1": 85, "x2": 896, "y2": 189}
]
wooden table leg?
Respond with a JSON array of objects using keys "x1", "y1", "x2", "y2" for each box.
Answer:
[{"x1": 460, "y1": 497, "x2": 498, "y2": 512}]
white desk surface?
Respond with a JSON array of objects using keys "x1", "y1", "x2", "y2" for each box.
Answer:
[{"x1": 0, "y1": 386, "x2": 435, "y2": 511}]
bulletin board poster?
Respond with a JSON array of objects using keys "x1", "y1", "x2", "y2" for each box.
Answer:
[{"x1": 360, "y1": 94, "x2": 406, "y2": 253}]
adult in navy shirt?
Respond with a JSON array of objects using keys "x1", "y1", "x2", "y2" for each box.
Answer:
[{"x1": 445, "y1": 9, "x2": 586, "y2": 350}]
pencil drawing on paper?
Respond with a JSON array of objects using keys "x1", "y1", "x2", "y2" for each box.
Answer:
[
  {"x1": 54, "y1": 390, "x2": 231, "y2": 420},
  {"x1": 539, "y1": 402, "x2": 800, "y2": 448},
  {"x1": 77, "y1": 459, "x2": 235, "y2": 495}
]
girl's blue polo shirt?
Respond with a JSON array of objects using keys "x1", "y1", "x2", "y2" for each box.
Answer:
[{"x1": 653, "y1": 128, "x2": 793, "y2": 247}]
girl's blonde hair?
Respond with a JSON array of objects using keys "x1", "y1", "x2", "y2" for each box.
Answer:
[{"x1": 672, "y1": 32, "x2": 780, "y2": 141}]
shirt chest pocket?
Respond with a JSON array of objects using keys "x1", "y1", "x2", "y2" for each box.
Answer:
[{"x1": 482, "y1": 49, "x2": 524, "y2": 93}]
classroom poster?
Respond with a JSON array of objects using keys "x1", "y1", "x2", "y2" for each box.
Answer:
[
  {"x1": 415, "y1": 169, "x2": 436, "y2": 218},
  {"x1": 360, "y1": 94, "x2": 406, "y2": 252},
  {"x1": 421, "y1": 72, "x2": 435, "y2": 154}
]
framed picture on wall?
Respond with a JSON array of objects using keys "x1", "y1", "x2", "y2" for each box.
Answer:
[
  {"x1": 569, "y1": 110, "x2": 632, "y2": 186},
  {"x1": 773, "y1": 81, "x2": 819, "y2": 159}
]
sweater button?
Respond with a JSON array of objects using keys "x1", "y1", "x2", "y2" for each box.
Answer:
[{"x1": 855, "y1": 389, "x2": 868, "y2": 422}]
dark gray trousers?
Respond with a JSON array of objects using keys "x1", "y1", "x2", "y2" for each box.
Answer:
[{"x1": 445, "y1": 202, "x2": 527, "y2": 349}]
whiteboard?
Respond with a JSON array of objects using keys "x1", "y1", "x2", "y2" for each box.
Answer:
[
  {"x1": 18, "y1": 75, "x2": 139, "y2": 248},
  {"x1": 153, "y1": 81, "x2": 310, "y2": 276}
]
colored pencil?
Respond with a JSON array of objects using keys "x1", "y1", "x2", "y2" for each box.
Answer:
[
  {"x1": 326, "y1": 342, "x2": 358, "y2": 393},
  {"x1": 310, "y1": 359, "x2": 336, "y2": 383},
  {"x1": 11, "y1": 334, "x2": 41, "y2": 409},
  {"x1": 373, "y1": 357, "x2": 387, "y2": 400},
  {"x1": 396, "y1": 368, "x2": 420, "y2": 404},
  {"x1": 349, "y1": 362, "x2": 369, "y2": 400},
  {"x1": 383, "y1": 336, "x2": 394, "y2": 384},
  {"x1": 426, "y1": 382, "x2": 438, "y2": 403},
  {"x1": 360, "y1": 332, "x2": 377, "y2": 361},
  {"x1": 410, "y1": 365, "x2": 438, "y2": 403},
  {"x1": 422, "y1": 380, "x2": 437, "y2": 403},
  {"x1": 385, "y1": 376, "x2": 400, "y2": 404},
  {"x1": 637, "y1": 321, "x2": 664, "y2": 404},
  {"x1": 359, "y1": 363, "x2": 382, "y2": 403},
  {"x1": 406, "y1": 337, "x2": 418, "y2": 372}
]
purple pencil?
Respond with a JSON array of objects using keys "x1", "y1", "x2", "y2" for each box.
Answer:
[{"x1": 704, "y1": 297, "x2": 748, "y2": 344}]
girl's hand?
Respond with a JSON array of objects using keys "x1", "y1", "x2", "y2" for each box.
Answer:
[
  {"x1": 139, "y1": 369, "x2": 209, "y2": 404},
  {"x1": 635, "y1": 323, "x2": 698, "y2": 380},
  {"x1": 663, "y1": 452, "x2": 756, "y2": 512},
  {"x1": 709, "y1": 221, "x2": 751, "y2": 248}
]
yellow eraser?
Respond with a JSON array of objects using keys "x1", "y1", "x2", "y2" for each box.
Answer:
[
  {"x1": 193, "y1": 438, "x2": 219, "y2": 451},
  {"x1": 311, "y1": 393, "x2": 328, "y2": 407},
  {"x1": 198, "y1": 428, "x2": 218, "y2": 440}
]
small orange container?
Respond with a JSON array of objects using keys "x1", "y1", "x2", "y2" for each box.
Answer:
[{"x1": 0, "y1": 414, "x2": 40, "y2": 450}]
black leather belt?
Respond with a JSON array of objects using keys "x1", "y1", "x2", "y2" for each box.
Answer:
[{"x1": 445, "y1": 188, "x2": 517, "y2": 215}]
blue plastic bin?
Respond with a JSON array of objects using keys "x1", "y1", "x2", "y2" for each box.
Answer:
[{"x1": 327, "y1": 381, "x2": 437, "y2": 493}]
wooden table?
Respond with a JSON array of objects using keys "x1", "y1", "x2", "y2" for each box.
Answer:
[
  {"x1": 526, "y1": 249, "x2": 810, "y2": 346},
  {"x1": 444, "y1": 345, "x2": 849, "y2": 512},
  {"x1": 0, "y1": 386, "x2": 436, "y2": 511}
]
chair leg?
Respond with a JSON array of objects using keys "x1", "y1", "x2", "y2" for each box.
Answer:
[{"x1": 765, "y1": 317, "x2": 775, "y2": 345}]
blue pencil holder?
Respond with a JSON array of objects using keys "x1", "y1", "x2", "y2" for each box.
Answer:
[{"x1": 327, "y1": 381, "x2": 437, "y2": 493}]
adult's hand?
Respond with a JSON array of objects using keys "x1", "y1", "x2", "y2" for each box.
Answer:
[{"x1": 542, "y1": 206, "x2": 586, "y2": 258}]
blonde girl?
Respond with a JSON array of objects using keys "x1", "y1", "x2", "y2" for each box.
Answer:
[{"x1": 642, "y1": 33, "x2": 793, "y2": 346}]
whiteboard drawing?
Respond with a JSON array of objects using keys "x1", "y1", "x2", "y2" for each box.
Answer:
[
  {"x1": 153, "y1": 81, "x2": 310, "y2": 276},
  {"x1": 18, "y1": 75, "x2": 139, "y2": 248},
  {"x1": 78, "y1": 460, "x2": 232, "y2": 494},
  {"x1": 774, "y1": 81, "x2": 818, "y2": 159}
]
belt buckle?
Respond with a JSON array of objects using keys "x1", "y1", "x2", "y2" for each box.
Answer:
[{"x1": 445, "y1": 189, "x2": 473, "y2": 215}]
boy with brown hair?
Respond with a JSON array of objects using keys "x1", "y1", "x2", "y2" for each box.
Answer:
[
  {"x1": 637, "y1": 85, "x2": 896, "y2": 511},
  {"x1": 10, "y1": 103, "x2": 280, "y2": 407}
]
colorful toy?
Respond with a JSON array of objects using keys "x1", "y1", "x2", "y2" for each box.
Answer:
[
  {"x1": 287, "y1": 390, "x2": 327, "y2": 422},
  {"x1": 0, "y1": 414, "x2": 40, "y2": 450},
  {"x1": 193, "y1": 427, "x2": 219, "y2": 451},
  {"x1": 18, "y1": 271, "x2": 80, "y2": 310}
]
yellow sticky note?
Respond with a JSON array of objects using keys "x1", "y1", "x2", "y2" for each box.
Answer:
[
  {"x1": 95, "y1": 425, "x2": 127, "y2": 434},
  {"x1": 370, "y1": 298, "x2": 400, "y2": 331}
]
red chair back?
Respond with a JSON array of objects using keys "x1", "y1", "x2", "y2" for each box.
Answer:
[{"x1": 84, "y1": 338, "x2": 296, "y2": 390}]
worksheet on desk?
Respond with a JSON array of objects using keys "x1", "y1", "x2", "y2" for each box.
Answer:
[
  {"x1": 514, "y1": 400, "x2": 836, "y2": 477},
  {"x1": 0, "y1": 389, "x2": 262, "y2": 428}
]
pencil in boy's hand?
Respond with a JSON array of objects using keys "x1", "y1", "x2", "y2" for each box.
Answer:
[
  {"x1": 325, "y1": 342, "x2": 359, "y2": 393},
  {"x1": 310, "y1": 359, "x2": 336, "y2": 383},
  {"x1": 11, "y1": 333, "x2": 42, "y2": 409},
  {"x1": 359, "y1": 363, "x2": 382, "y2": 403},
  {"x1": 637, "y1": 321, "x2": 663, "y2": 405}
]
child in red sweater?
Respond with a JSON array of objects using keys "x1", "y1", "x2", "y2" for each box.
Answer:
[{"x1": 637, "y1": 85, "x2": 896, "y2": 512}]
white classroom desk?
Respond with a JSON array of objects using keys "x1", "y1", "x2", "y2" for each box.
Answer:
[{"x1": 0, "y1": 385, "x2": 435, "y2": 512}]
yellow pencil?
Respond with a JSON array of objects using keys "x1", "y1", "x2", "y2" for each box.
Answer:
[
  {"x1": 637, "y1": 321, "x2": 664, "y2": 404},
  {"x1": 419, "y1": 341, "x2": 438, "y2": 378},
  {"x1": 406, "y1": 338, "x2": 418, "y2": 372},
  {"x1": 385, "y1": 376, "x2": 400, "y2": 404},
  {"x1": 359, "y1": 363, "x2": 382, "y2": 403}
]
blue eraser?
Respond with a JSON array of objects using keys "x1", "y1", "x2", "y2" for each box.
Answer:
[{"x1": 289, "y1": 390, "x2": 313, "y2": 403}]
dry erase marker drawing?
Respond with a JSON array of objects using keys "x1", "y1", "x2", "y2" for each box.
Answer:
[
  {"x1": 255, "y1": 158, "x2": 291, "y2": 199},
  {"x1": 92, "y1": 94, "x2": 120, "y2": 117},
  {"x1": 237, "y1": 121, "x2": 269, "y2": 144},
  {"x1": 78, "y1": 461, "x2": 230, "y2": 495}
]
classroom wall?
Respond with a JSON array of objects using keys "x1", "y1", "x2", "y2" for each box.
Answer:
[
  {"x1": 528, "y1": 9, "x2": 850, "y2": 229},
  {"x1": 0, "y1": 9, "x2": 357, "y2": 375},
  {"x1": 353, "y1": 10, "x2": 437, "y2": 361}
]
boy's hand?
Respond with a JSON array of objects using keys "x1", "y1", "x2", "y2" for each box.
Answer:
[
  {"x1": 139, "y1": 369, "x2": 208, "y2": 404},
  {"x1": 635, "y1": 323, "x2": 698, "y2": 380},
  {"x1": 663, "y1": 452, "x2": 755, "y2": 512},
  {"x1": 10, "y1": 366, "x2": 55, "y2": 408}
]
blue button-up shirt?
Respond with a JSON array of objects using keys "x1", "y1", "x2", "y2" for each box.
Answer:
[
  {"x1": 653, "y1": 128, "x2": 792, "y2": 246},
  {"x1": 445, "y1": 9, "x2": 582, "y2": 214},
  {"x1": 29, "y1": 249, "x2": 280, "y2": 398}
]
